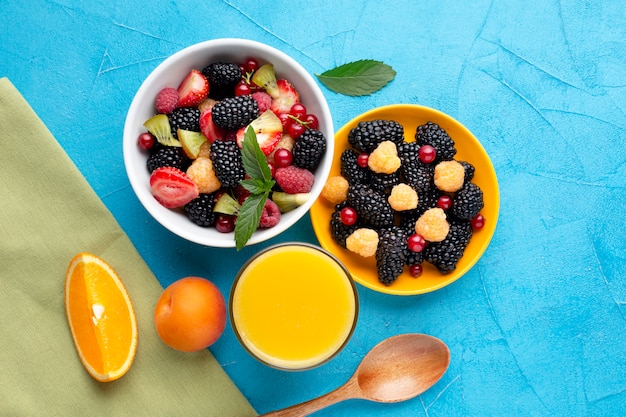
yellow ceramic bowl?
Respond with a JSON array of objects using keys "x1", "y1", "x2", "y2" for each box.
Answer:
[{"x1": 310, "y1": 104, "x2": 499, "y2": 295}]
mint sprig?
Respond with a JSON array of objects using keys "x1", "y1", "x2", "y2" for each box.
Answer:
[
  {"x1": 234, "y1": 127, "x2": 276, "y2": 250},
  {"x1": 315, "y1": 60, "x2": 396, "y2": 96}
]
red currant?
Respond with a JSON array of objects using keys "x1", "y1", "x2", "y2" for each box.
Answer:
[
  {"x1": 287, "y1": 120, "x2": 306, "y2": 139},
  {"x1": 278, "y1": 113, "x2": 291, "y2": 128},
  {"x1": 437, "y1": 195, "x2": 452, "y2": 210},
  {"x1": 418, "y1": 145, "x2": 436, "y2": 163},
  {"x1": 407, "y1": 234, "x2": 426, "y2": 253},
  {"x1": 471, "y1": 213, "x2": 486, "y2": 230},
  {"x1": 273, "y1": 148, "x2": 293, "y2": 168},
  {"x1": 289, "y1": 103, "x2": 307, "y2": 119},
  {"x1": 234, "y1": 81, "x2": 252, "y2": 96},
  {"x1": 243, "y1": 58, "x2": 259, "y2": 74},
  {"x1": 215, "y1": 215, "x2": 236, "y2": 233},
  {"x1": 356, "y1": 153, "x2": 369, "y2": 168},
  {"x1": 137, "y1": 132, "x2": 155, "y2": 150},
  {"x1": 340, "y1": 206, "x2": 358, "y2": 226},
  {"x1": 409, "y1": 264, "x2": 423, "y2": 277},
  {"x1": 303, "y1": 114, "x2": 319, "y2": 130}
]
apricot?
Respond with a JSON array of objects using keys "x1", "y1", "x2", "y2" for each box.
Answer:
[{"x1": 154, "y1": 276, "x2": 226, "y2": 352}]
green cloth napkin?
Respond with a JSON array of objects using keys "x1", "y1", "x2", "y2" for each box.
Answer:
[{"x1": 0, "y1": 78, "x2": 257, "y2": 416}]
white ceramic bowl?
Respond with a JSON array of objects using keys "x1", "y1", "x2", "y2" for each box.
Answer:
[{"x1": 123, "y1": 39, "x2": 334, "y2": 248}]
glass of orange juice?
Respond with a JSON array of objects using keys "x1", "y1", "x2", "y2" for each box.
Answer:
[{"x1": 230, "y1": 243, "x2": 359, "y2": 371}]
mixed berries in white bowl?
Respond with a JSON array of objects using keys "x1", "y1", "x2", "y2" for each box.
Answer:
[{"x1": 123, "y1": 39, "x2": 333, "y2": 248}]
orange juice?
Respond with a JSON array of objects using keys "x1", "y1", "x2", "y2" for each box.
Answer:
[{"x1": 230, "y1": 243, "x2": 358, "y2": 370}]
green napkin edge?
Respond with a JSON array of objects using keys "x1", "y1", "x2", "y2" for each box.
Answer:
[{"x1": 0, "y1": 77, "x2": 257, "y2": 416}]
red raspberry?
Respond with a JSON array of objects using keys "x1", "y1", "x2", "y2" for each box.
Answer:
[
  {"x1": 155, "y1": 87, "x2": 179, "y2": 114},
  {"x1": 275, "y1": 166, "x2": 315, "y2": 194},
  {"x1": 259, "y1": 199, "x2": 281, "y2": 228},
  {"x1": 252, "y1": 91, "x2": 272, "y2": 113}
]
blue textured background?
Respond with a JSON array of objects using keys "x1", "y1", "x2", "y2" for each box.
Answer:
[{"x1": 2, "y1": 1, "x2": 625, "y2": 415}]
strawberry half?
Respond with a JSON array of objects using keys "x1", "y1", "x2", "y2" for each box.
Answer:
[
  {"x1": 270, "y1": 79, "x2": 300, "y2": 114},
  {"x1": 236, "y1": 110, "x2": 283, "y2": 155},
  {"x1": 177, "y1": 69, "x2": 209, "y2": 107},
  {"x1": 149, "y1": 167, "x2": 199, "y2": 208},
  {"x1": 199, "y1": 108, "x2": 225, "y2": 143}
]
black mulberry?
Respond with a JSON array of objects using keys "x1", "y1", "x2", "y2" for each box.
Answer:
[
  {"x1": 398, "y1": 142, "x2": 435, "y2": 193},
  {"x1": 415, "y1": 122, "x2": 456, "y2": 161},
  {"x1": 340, "y1": 149, "x2": 370, "y2": 185},
  {"x1": 292, "y1": 129, "x2": 326, "y2": 171},
  {"x1": 376, "y1": 226, "x2": 407, "y2": 285},
  {"x1": 347, "y1": 184, "x2": 394, "y2": 228},
  {"x1": 348, "y1": 119, "x2": 404, "y2": 153},
  {"x1": 423, "y1": 218, "x2": 473, "y2": 273},
  {"x1": 209, "y1": 140, "x2": 245, "y2": 188},
  {"x1": 202, "y1": 62, "x2": 241, "y2": 99},
  {"x1": 185, "y1": 194, "x2": 217, "y2": 227},
  {"x1": 212, "y1": 96, "x2": 259, "y2": 130},
  {"x1": 452, "y1": 182, "x2": 484, "y2": 220},
  {"x1": 330, "y1": 202, "x2": 360, "y2": 248},
  {"x1": 168, "y1": 107, "x2": 200, "y2": 138},
  {"x1": 147, "y1": 145, "x2": 188, "y2": 173}
]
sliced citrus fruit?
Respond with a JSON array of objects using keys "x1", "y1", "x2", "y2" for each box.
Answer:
[{"x1": 64, "y1": 252, "x2": 138, "y2": 382}]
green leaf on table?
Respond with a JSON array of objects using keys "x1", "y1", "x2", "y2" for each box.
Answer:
[
  {"x1": 315, "y1": 60, "x2": 396, "y2": 96},
  {"x1": 234, "y1": 127, "x2": 275, "y2": 250}
]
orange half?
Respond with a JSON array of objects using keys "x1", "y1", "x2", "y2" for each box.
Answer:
[{"x1": 64, "y1": 252, "x2": 138, "y2": 382}]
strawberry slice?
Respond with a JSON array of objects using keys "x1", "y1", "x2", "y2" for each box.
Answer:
[
  {"x1": 199, "y1": 108, "x2": 225, "y2": 143},
  {"x1": 177, "y1": 69, "x2": 209, "y2": 107},
  {"x1": 150, "y1": 167, "x2": 199, "y2": 208},
  {"x1": 270, "y1": 79, "x2": 300, "y2": 114},
  {"x1": 236, "y1": 110, "x2": 283, "y2": 155}
]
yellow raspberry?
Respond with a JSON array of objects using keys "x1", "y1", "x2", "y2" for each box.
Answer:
[
  {"x1": 388, "y1": 183, "x2": 418, "y2": 211},
  {"x1": 367, "y1": 141, "x2": 401, "y2": 174},
  {"x1": 346, "y1": 228, "x2": 379, "y2": 257},
  {"x1": 196, "y1": 141, "x2": 212, "y2": 159},
  {"x1": 414, "y1": 207, "x2": 450, "y2": 242},
  {"x1": 321, "y1": 175, "x2": 349, "y2": 204},
  {"x1": 434, "y1": 160, "x2": 465, "y2": 192},
  {"x1": 186, "y1": 157, "x2": 221, "y2": 194}
]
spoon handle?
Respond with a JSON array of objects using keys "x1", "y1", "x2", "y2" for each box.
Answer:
[{"x1": 259, "y1": 377, "x2": 362, "y2": 417}]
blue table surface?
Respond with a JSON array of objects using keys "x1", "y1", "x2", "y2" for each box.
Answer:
[{"x1": 3, "y1": 1, "x2": 625, "y2": 415}]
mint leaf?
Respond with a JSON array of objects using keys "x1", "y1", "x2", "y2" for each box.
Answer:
[
  {"x1": 240, "y1": 178, "x2": 274, "y2": 195},
  {"x1": 241, "y1": 126, "x2": 273, "y2": 182},
  {"x1": 235, "y1": 192, "x2": 267, "y2": 250},
  {"x1": 315, "y1": 60, "x2": 396, "y2": 96},
  {"x1": 234, "y1": 127, "x2": 275, "y2": 250}
]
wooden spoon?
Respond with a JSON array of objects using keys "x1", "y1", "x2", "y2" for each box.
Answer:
[{"x1": 260, "y1": 333, "x2": 450, "y2": 417}]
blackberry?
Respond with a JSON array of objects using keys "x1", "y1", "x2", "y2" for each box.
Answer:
[
  {"x1": 415, "y1": 122, "x2": 456, "y2": 161},
  {"x1": 370, "y1": 172, "x2": 401, "y2": 195},
  {"x1": 398, "y1": 142, "x2": 434, "y2": 192},
  {"x1": 458, "y1": 160, "x2": 475, "y2": 183},
  {"x1": 424, "y1": 218, "x2": 473, "y2": 273},
  {"x1": 376, "y1": 226, "x2": 407, "y2": 286},
  {"x1": 348, "y1": 119, "x2": 404, "y2": 153},
  {"x1": 168, "y1": 107, "x2": 200, "y2": 138},
  {"x1": 330, "y1": 202, "x2": 360, "y2": 248},
  {"x1": 184, "y1": 194, "x2": 217, "y2": 227},
  {"x1": 209, "y1": 140, "x2": 245, "y2": 188},
  {"x1": 340, "y1": 149, "x2": 370, "y2": 185},
  {"x1": 211, "y1": 96, "x2": 259, "y2": 130},
  {"x1": 147, "y1": 145, "x2": 188, "y2": 173},
  {"x1": 452, "y1": 182, "x2": 484, "y2": 220},
  {"x1": 292, "y1": 129, "x2": 326, "y2": 171},
  {"x1": 347, "y1": 184, "x2": 394, "y2": 228},
  {"x1": 202, "y1": 62, "x2": 242, "y2": 99}
]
